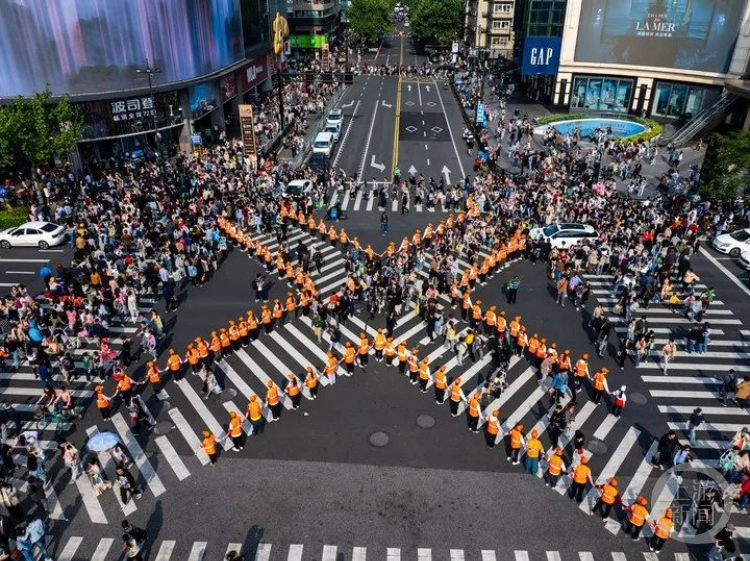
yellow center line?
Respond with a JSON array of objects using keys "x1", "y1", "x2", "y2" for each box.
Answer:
[{"x1": 391, "y1": 33, "x2": 404, "y2": 177}]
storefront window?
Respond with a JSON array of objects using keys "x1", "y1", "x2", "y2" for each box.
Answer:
[
  {"x1": 571, "y1": 76, "x2": 634, "y2": 113},
  {"x1": 652, "y1": 82, "x2": 720, "y2": 119}
]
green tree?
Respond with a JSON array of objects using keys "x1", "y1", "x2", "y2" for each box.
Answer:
[
  {"x1": 700, "y1": 130, "x2": 750, "y2": 199},
  {"x1": 0, "y1": 87, "x2": 83, "y2": 171},
  {"x1": 348, "y1": 0, "x2": 394, "y2": 42},
  {"x1": 410, "y1": 0, "x2": 463, "y2": 45}
]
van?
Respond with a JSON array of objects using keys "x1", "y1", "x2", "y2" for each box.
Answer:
[{"x1": 313, "y1": 132, "x2": 335, "y2": 157}]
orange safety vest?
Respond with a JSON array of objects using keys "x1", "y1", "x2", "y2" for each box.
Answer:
[
  {"x1": 573, "y1": 464, "x2": 591, "y2": 484},
  {"x1": 117, "y1": 376, "x2": 133, "y2": 392},
  {"x1": 305, "y1": 372, "x2": 318, "y2": 389},
  {"x1": 497, "y1": 317, "x2": 507, "y2": 331},
  {"x1": 450, "y1": 382, "x2": 463, "y2": 402},
  {"x1": 435, "y1": 369, "x2": 447, "y2": 389},
  {"x1": 96, "y1": 392, "x2": 109, "y2": 409},
  {"x1": 197, "y1": 341, "x2": 209, "y2": 358},
  {"x1": 228, "y1": 326, "x2": 240, "y2": 341},
  {"x1": 267, "y1": 387, "x2": 280, "y2": 406},
  {"x1": 575, "y1": 360, "x2": 588, "y2": 377},
  {"x1": 220, "y1": 333, "x2": 231, "y2": 348},
  {"x1": 600, "y1": 484, "x2": 618, "y2": 505},
  {"x1": 229, "y1": 417, "x2": 242, "y2": 437},
  {"x1": 147, "y1": 365, "x2": 161, "y2": 383},
  {"x1": 467, "y1": 397, "x2": 480, "y2": 417},
  {"x1": 358, "y1": 338, "x2": 369, "y2": 355},
  {"x1": 286, "y1": 382, "x2": 300, "y2": 397},
  {"x1": 210, "y1": 336, "x2": 221, "y2": 352},
  {"x1": 201, "y1": 435, "x2": 217, "y2": 455},
  {"x1": 526, "y1": 438, "x2": 543, "y2": 458},
  {"x1": 548, "y1": 455, "x2": 564, "y2": 476},
  {"x1": 509, "y1": 321, "x2": 520, "y2": 337},
  {"x1": 654, "y1": 517, "x2": 673, "y2": 539},
  {"x1": 187, "y1": 349, "x2": 200, "y2": 366},
  {"x1": 374, "y1": 334, "x2": 386, "y2": 350},
  {"x1": 629, "y1": 505, "x2": 648, "y2": 527},
  {"x1": 168, "y1": 354, "x2": 181, "y2": 372},
  {"x1": 593, "y1": 373, "x2": 606, "y2": 391},
  {"x1": 509, "y1": 429, "x2": 523, "y2": 449},
  {"x1": 326, "y1": 356, "x2": 338, "y2": 374},
  {"x1": 486, "y1": 417, "x2": 499, "y2": 435},
  {"x1": 247, "y1": 401, "x2": 263, "y2": 421}
]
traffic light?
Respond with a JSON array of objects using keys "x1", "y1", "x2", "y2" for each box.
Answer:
[{"x1": 273, "y1": 13, "x2": 290, "y2": 55}]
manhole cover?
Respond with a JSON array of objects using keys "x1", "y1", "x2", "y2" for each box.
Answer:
[
  {"x1": 416, "y1": 414, "x2": 436, "y2": 428},
  {"x1": 153, "y1": 421, "x2": 175, "y2": 436},
  {"x1": 405, "y1": 125, "x2": 418, "y2": 133},
  {"x1": 217, "y1": 388, "x2": 238, "y2": 404},
  {"x1": 431, "y1": 126, "x2": 443, "y2": 134},
  {"x1": 630, "y1": 392, "x2": 648, "y2": 405},
  {"x1": 588, "y1": 438, "x2": 608, "y2": 455},
  {"x1": 369, "y1": 431, "x2": 390, "y2": 447}
]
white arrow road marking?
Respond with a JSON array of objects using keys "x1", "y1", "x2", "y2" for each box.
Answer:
[
  {"x1": 407, "y1": 84, "x2": 412, "y2": 92},
  {"x1": 408, "y1": 165, "x2": 417, "y2": 174},
  {"x1": 426, "y1": 85, "x2": 431, "y2": 92},
  {"x1": 382, "y1": 100, "x2": 392, "y2": 108},
  {"x1": 371, "y1": 155, "x2": 386, "y2": 172},
  {"x1": 442, "y1": 165, "x2": 452, "y2": 184}
]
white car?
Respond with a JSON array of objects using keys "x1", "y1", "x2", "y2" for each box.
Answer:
[
  {"x1": 0, "y1": 221, "x2": 66, "y2": 249},
  {"x1": 312, "y1": 132, "x2": 335, "y2": 157},
  {"x1": 284, "y1": 180, "x2": 314, "y2": 197},
  {"x1": 739, "y1": 250, "x2": 750, "y2": 270},
  {"x1": 324, "y1": 122, "x2": 342, "y2": 142},
  {"x1": 712, "y1": 228, "x2": 750, "y2": 257},
  {"x1": 326, "y1": 110, "x2": 344, "y2": 128},
  {"x1": 528, "y1": 223, "x2": 599, "y2": 249}
]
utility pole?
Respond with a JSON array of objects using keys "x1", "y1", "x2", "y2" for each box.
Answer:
[{"x1": 135, "y1": 60, "x2": 162, "y2": 136}]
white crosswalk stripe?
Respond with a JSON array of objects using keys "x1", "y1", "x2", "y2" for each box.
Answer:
[{"x1": 52, "y1": 539, "x2": 700, "y2": 560}]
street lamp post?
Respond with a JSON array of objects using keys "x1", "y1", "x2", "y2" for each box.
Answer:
[{"x1": 135, "y1": 61, "x2": 162, "y2": 142}]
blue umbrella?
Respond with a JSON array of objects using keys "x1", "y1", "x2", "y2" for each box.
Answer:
[{"x1": 86, "y1": 432, "x2": 120, "y2": 452}]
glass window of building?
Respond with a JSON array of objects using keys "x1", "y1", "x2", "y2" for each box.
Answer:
[
  {"x1": 651, "y1": 82, "x2": 720, "y2": 119},
  {"x1": 571, "y1": 76, "x2": 634, "y2": 113},
  {"x1": 525, "y1": 0, "x2": 567, "y2": 38}
]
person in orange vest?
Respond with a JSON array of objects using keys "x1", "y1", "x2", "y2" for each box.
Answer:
[
  {"x1": 200, "y1": 429, "x2": 217, "y2": 466},
  {"x1": 483, "y1": 408, "x2": 500, "y2": 448},
  {"x1": 418, "y1": 358, "x2": 432, "y2": 393},
  {"x1": 573, "y1": 353, "x2": 590, "y2": 394},
  {"x1": 266, "y1": 380, "x2": 282, "y2": 421},
  {"x1": 466, "y1": 391, "x2": 482, "y2": 433},
  {"x1": 624, "y1": 495, "x2": 650, "y2": 540},
  {"x1": 357, "y1": 333, "x2": 370, "y2": 367},
  {"x1": 260, "y1": 305, "x2": 272, "y2": 334},
  {"x1": 544, "y1": 448, "x2": 566, "y2": 488},
  {"x1": 284, "y1": 374, "x2": 302, "y2": 410},
  {"x1": 591, "y1": 477, "x2": 619, "y2": 523},
  {"x1": 112, "y1": 371, "x2": 134, "y2": 405},
  {"x1": 592, "y1": 368, "x2": 610, "y2": 404},
  {"x1": 95, "y1": 384, "x2": 111, "y2": 420},
  {"x1": 245, "y1": 395, "x2": 264, "y2": 435},
  {"x1": 228, "y1": 411, "x2": 244, "y2": 452},
  {"x1": 324, "y1": 352, "x2": 338, "y2": 384},
  {"x1": 247, "y1": 310, "x2": 260, "y2": 341},
  {"x1": 470, "y1": 300, "x2": 483, "y2": 330},
  {"x1": 185, "y1": 344, "x2": 201, "y2": 376},
  {"x1": 304, "y1": 367, "x2": 319, "y2": 399},
  {"x1": 209, "y1": 331, "x2": 222, "y2": 364},
  {"x1": 448, "y1": 378, "x2": 466, "y2": 417},
  {"x1": 140, "y1": 360, "x2": 166, "y2": 399},
  {"x1": 373, "y1": 328, "x2": 386, "y2": 362},
  {"x1": 433, "y1": 365, "x2": 448, "y2": 404},
  {"x1": 649, "y1": 508, "x2": 674, "y2": 552},
  {"x1": 396, "y1": 341, "x2": 409, "y2": 375},
  {"x1": 219, "y1": 328, "x2": 231, "y2": 360},
  {"x1": 342, "y1": 342, "x2": 356, "y2": 376},
  {"x1": 407, "y1": 349, "x2": 419, "y2": 384},
  {"x1": 568, "y1": 455, "x2": 594, "y2": 504},
  {"x1": 523, "y1": 428, "x2": 544, "y2": 475},
  {"x1": 228, "y1": 320, "x2": 241, "y2": 351},
  {"x1": 165, "y1": 348, "x2": 183, "y2": 381},
  {"x1": 196, "y1": 336, "x2": 210, "y2": 366},
  {"x1": 507, "y1": 423, "x2": 525, "y2": 465}
]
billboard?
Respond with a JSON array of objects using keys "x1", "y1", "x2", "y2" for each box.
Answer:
[
  {"x1": 574, "y1": 0, "x2": 746, "y2": 73},
  {"x1": 189, "y1": 82, "x2": 219, "y2": 120},
  {"x1": 0, "y1": 0, "x2": 244, "y2": 98},
  {"x1": 521, "y1": 37, "x2": 562, "y2": 76}
]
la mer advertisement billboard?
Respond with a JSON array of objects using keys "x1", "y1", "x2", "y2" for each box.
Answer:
[
  {"x1": 574, "y1": 0, "x2": 746, "y2": 73},
  {"x1": 521, "y1": 37, "x2": 562, "y2": 76}
]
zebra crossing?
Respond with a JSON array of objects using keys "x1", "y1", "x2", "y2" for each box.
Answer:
[
  {"x1": 243, "y1": 226, "x2": 350, "y2": 298},
  {"x1": 327, "y1": 183, "x2": 455, "y2": 214},
  {"x1": 587, "y1": 273, "x2": 750, "y2": 536},
  {"x1": 49, "y1": 536, "x2": 699, "y2": 561}
]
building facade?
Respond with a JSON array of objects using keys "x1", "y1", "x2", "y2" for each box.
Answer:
[
  {"x1": 286, "y1": 0, "x2": 341, "y2": 37},
  {"x1": 518, "y1": 0, "x2": 750, "y2": 130},
  {"x1": 0, "y1": 0, "x2": 288, "y2": 163},
  {"x1": 465, "y1": 0, "x2": 517, "y2": 58}
]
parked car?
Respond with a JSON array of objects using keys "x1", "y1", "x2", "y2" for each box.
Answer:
[
  {"x1": 0, "y1": 221, "x2": 66, "y2": 249},
  {"x1": 528, "y1": 223, "x2": 598, "y2": 249},
  {"x1": 712, "y1": 228, "x2": 750, "y2": 257}
]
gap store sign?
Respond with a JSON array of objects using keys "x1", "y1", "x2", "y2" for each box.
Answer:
[{"x1": 520, "y1": 37, "x2": 562, "y2": 76}]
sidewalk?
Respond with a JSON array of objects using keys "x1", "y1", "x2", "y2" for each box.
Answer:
[{"x1": 456, "y1": 74, "x2": 705, "y2": 199}]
